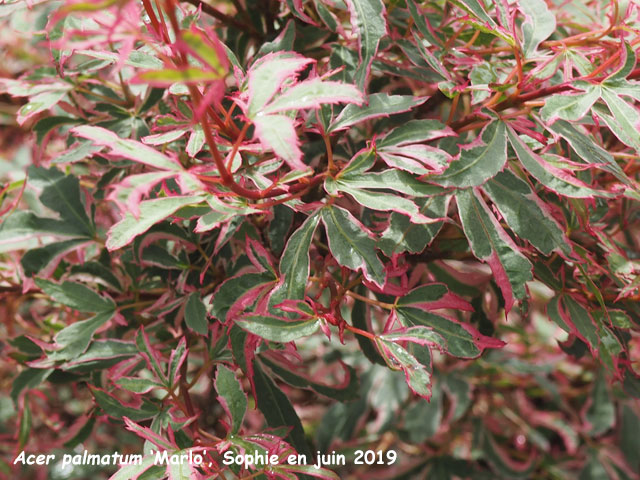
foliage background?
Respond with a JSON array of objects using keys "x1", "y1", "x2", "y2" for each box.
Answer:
[{"x1": 1, "y1": 0, "x2": 640, "y2": 479}]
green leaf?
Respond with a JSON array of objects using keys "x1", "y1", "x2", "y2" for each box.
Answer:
[
  {"x1": 261, "y1": 78, "x2": 363, "y2": 114},
  {"x1": 272, "y1": 213, "x2": 320, "y2": 305},
  {"x1": 91, "y1": 388, "x2": 159, "y2": 421},
  {"x1": 585, "y1": 373, "x2": 614, "y2": 436},
  {"x1": 252, "y1": 361, "x2": 312, "y2": 458},
  {"x1": 211, "y1": 272, "x2": 275, "y2": 321},
  {"x1": 329, "y1": 178, "x2": 439, "y2": 224},
  {"x1": 28, "y1": 166, "x2": 95, "y2": 237},
  {"x1": 598, "y1": 87, "x2": 640, "y2": 150},
  {"x1": 109, "y1": 456, "x2": 155, "y2": 480},
  {"x1": 116, "y1": 377, "x2": 163, "y2": 393},
  {"x1": 33, "y1": 116, "x2": 78, "y2": 144},
  {"x1": 520, "y1": 0, "x2": 556, "y2": 57},
  {"x1": 620, "y1": 406, "x2": 640, "y2": 473},
  {"x1": 107, "y1": 195, "x2": 203, "y2": 251},
  {"x1": 507, "y1": 127, "x2": 612, "y2": 198},
  {"x1": 260, "y1": 355, "x2": 359, "y2": 401},
  {"x1": 339, "y1": 169, "x2": 444, "y2": 197},
  {"x1": 18, "y1": 400, "x2": 31, "y2": 450},
  {"x1": 329, "y1": 93, "x2": 425, "y2": 132},
  {"x1": 215, "y1": 365, "x2": 247, "y2": 435},
  {"x1": 481, "y1": 170, "x2": 570, "y2": 255},
  {"x1": 72, "y1": 125, "x2": 181, "y2": 171},
  {"x1": 343, "y1": 0, "x2": 387, "y2": 89},
  {"x1": 61, "y1": 340, "x2": 137, "y2": 372},
  {"x1": 396, "y1": 307, "x2": 481, "y2": 358},
  {"x1": 11, "y1": 368, "x2": 53, "y2": 403},
  {"x1": 547, "y1": 120, "x2": 631, "y2": 185},
  {"x1": 321, "y1": 205, "x2": 385, "y2": 287},
  {"x1": 50, "y1": 310, "x2": 116, "y2": 361},
  {"x1": 236, "y1": 315, "x2": 320, "y2": 342},
  {"x1": 379, "y1": 195, "x2": 448, "y2": 256},
  {"x1": 456, "y1": 188, "x2": 532, "y2": 311},
  {"x1": 375, "y1": 335, "x2": 432, "y2": 399},
  {"x1": 429, "y1": 121, "x2": 507, "y2": 188},
  {"x1": 185, "y1": 293, "x2": 208, "y2": 335},
  {"x1": 448, "y1": 0, "x2": 514, "y2": 45},
  {"x1": 136, "y1": 329, "x2": 168, "y2": 385},
  {"x1": 21, "y1": 238, "x2": 89, "y2": 276},
  {"x1": 540, "y1": 85, "x2": 600, "y2": 122},
  {"x1": 35, "y1": 278, "x2": 116, "y2": 313},
  {"x1": 376, "y1": 119, "x2": 454, "y2": 148}
]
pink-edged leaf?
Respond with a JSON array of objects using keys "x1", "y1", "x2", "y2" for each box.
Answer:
[
  {"x1": 377, "y1": 144, "x2": 450, "y2": 175},
  {"x1": 320, "y1": 204, "x2": 386, "y2": 287},
  {"x1": 344, "y1": 0, "x2": 387, "y2": 89},
  {"x1": 329, "y1": 93, "x2": 426, "y2": 132},
  {"x1": 90, "y1": 386, "x2": 159, "y2": 421},
  {"x1": 141, "y1": 129, "x2": 188, "y2": 145},
  {"x1": 327, "y1": 177, "x2": 444, "y2": 225},
  {"x1": 376, "y1": 118, "x2": 456, "y2": 147},
  {"x1": 246, "y1": 52, "x2": 314, "y2": 117},
  {"x1": 260, "y1": 351, "x2": 359, "y2": 401},
  {"x1": 237, "y1": 314, "x2": 321, "y2": 343},
  {"x1": 246, "y1": 236, "x2": 277, "y2": 276},
  {"x1": 214, "y1": 365, "x2": 247, "y2": 435},
  {"x1": 507, "y1": 127, "x2": 613, "y2": 198},
  {"x1": 108, "y1": 455, "x2": 155, "y2": 480},
  {"x1": 396, "y1": 283, "x2": 473, "y2": 311},
  {"x1": 106, "y1": 195, "x2": 203, "y2": 251},
  {"x1": 135, "y1": 327, "x2": 168, "y2": 385},
  {"x1": 123, "y1": 417, "x2": 176, "y2": 451},
  {"x1": 261, "y1": 78, "x2": 363, "y2": 115},
  {"x1": 252, "y1": 114, "x2": 308, "y2": 171},
  {"x1": 375, "y1": 334, "x2": 433, "y2": 399},
  {"x1": 396, "y1": 307, "x2": 505, "y2": 358},
  {"x1": 379, "y1": 325, "x2": 446, "y2": 347},
  {"x1": 109, "y1": 171, "x2": 177, "y2": 218},
  {"x1": 481, "y1": 169, "x2": 573, "y2": 256},
  {"x1": 167, "y1": 337, "x2": 187, "y2": 388},
  {"x1": 72, "y1": 125, "x2": 182, "y2": 171},
  {"x1": 456, "y1": 188, "x2": 532, "y2": 312}
]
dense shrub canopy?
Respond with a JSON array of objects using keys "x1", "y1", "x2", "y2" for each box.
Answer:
[{"x1": 1, "y1": 0, "x2": 639, "y2": 478}]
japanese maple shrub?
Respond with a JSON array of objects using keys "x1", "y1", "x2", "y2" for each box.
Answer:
[{"x1": 0, "y1": 0, "x2": 639, "y2": 478}]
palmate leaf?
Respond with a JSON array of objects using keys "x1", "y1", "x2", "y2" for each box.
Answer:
[
  {"x1": 260, "y1": 354, "x2": 359, "y2": 402},
  {"x1": 107, "y1": 195, "x2": 204, "y2": 251},
  {"x1": 343, "y1": 0, "x2": 387, "y2": 89},
  {"x1": 244, "y1": 52, "x2": 361, "y2": 169},
  {"x1": 456, "y1": 188, "x2": 532, "y2": 312},
  {"x1": 72, "y1": 125, "x2": 182, "y2": 171},
  {"x1": 506, "y1": 127, "x2": 613, "y2": 198},
  {"x1": 252, "y1": 361, "x2": 313, "y2": 458},
  {"x1": 395, "y1": 307, "x2": 503, "y2": 358},
  {"x1": 320, "y1": 205, "x2": 385, "y2": 287},
  {"x1": 215, "y1": 365, "x2": 247, "y2": 435},
  {"x1": 519, "y1": 0, "x2": 555, "y2": 58},
  {"x1": 428, "y1": 120, "x2": 507, "y2": 188},
  {"x1": 325, "y1": 177, "x2": 441, "y2": 224},
  {"x1": 329, "y1": 93, "x2": 426, "y2": 132},
  {"x1": 378, "y1": 195, "x2": 449, "y2": 256},
  {"x1": 374, "y1": 326, "x2": 443, "y2": 399},
  {"x1": 236, "y1": 314, "x2": 321, "y2": 343},
  {"x1": 270, "y1": 213, "x2": 320, "y2": 308},
  {"x1": 481, "y1": 170, "x2": 571, "y2": 255}
]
